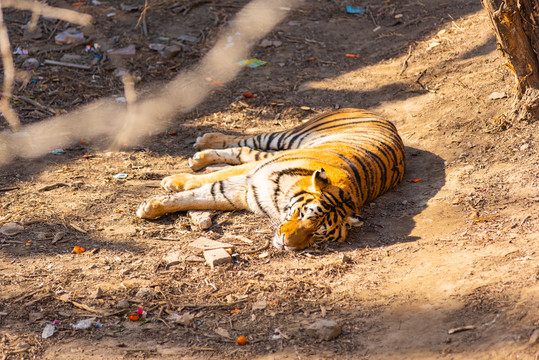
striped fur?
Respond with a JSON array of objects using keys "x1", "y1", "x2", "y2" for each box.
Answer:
[{"x1": 137, "y1": 108, "x2": 406, "y2": 250}]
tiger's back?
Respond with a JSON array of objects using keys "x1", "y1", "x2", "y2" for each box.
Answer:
[
  {"x1": 208, "y1": 108, "x2": 405, "y2": 212},
  {"x1": 137, "y1": 108, "x2": 406, "y2": 250}
]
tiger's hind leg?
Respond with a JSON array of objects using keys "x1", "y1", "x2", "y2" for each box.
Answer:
[
  {"x1": 188, "y1": 147, "x2": 275, "y2": 171},
  {"x1": 194, "y1": 133, "x2": 250, "y2": 150}
]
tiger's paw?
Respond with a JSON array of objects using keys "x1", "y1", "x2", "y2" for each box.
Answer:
[
  {"x1": 194, "y1": 132, "x2": 227, "y2": 150},
  {"x1": 136, "y1": 196, "x2": 169, "y2": 219},
  {"x1": 161, "y1": 174, "x2": 201, "y2": 192},
  {"x1": 188, "y1": 151, "x2": 211, "y2": 172}
]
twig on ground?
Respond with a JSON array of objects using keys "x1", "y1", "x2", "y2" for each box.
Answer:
[
  {"x1": 241, "y1": 238, "x2": 270, "y2": 254},
  {"x1": 43, "y1": 59, "x2": 92, "y2": 70},
  {"x1": 54, "y1": 296, "x2": 101, "y2": 314},
  {"x1": 399, "y1": 44, "x2": 413, "y2": 75},
  {"x1": 38, "y1": 182, "x2": 71, "y2": 191}
]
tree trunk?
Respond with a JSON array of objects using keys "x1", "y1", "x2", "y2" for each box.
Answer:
[{"x1": 481, "y1": 0, "x2": 539, "y2": 122}]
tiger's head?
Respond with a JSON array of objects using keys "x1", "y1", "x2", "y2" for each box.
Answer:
[{"x1": 273, "y1": 168, "x2": 361, "y2": 250}]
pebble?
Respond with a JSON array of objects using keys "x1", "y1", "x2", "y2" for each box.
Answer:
[
  {"x1": 163, "y1": 250, "x2": 183, "y2": 267},
  {"x1": 189, "y1": 237, "x2": 234, "y2": 252},
  {"x1": 22, "y1": 58, "x2": 39, "y2": 70},
  {"x1": 188, "y1": 210, "x2": 213, "y2": 230},
  {"x1": 529, "y1": 328, "x2": 539, "y2": 344},
  {"x1": 489, "y1": 91, "x2": 508, "y2": 100},
  {"x1": 252, "y1": 300, "x2": 267, "y2": 311},
  {"x1": 167, "y1": 312, "x2": 194, "y2": 326},
  {"x1": 305, "y1": 320, "x2": 342, "y2": 340},
  {"x1": 161, "y1": 45, "x2": 182, "y2": 59},
  {"x1": 203, "y1": 248, "x2": 232, "y2": 269},
  {"x1": 92, "y1": 286, "x2": 104, "y2": 299},
  {"x1": 116, "y1": 299, "x2": 130, "y2": 309},
  {"x1": 0, "y1": 222, "x2": 24, "y2": 236},
  {"x1": 135, "y1": 287, "x2": 156, "y2": 298}
]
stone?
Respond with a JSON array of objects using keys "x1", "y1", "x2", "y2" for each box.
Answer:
[
  {"x1": 529, "y1": 328, "x2": 539, "y2": 344},
  {"x1": 163, "y1": 250, "x2": 183, "y2": 267},
  {"x1": 489, "y1": 91, "x2": 508, "y2": 100},
  {"x1": 0, "y1": 222, "x2": 24, "y2": 236},
  {"x1": 29, "y1": 312, "x2": 44, "y2": 322},
  {"x1": 189, "y1": 237, "x2": 234, "y2": 252},
  {"x1": 135, "y1": 287, "x2": 156, "y2": 298},
  {"x1": 252, "y1": 300, "x2": 267, "y2": 311},
  {"x1": 161, "y1": 45, "x2": 182, "y2": 59},
  {"x1": 116, "y1": 299, "x2": 130, "y2": 309},
  {"x1": 167, "y1": 312, "x2": 194, "y2": 326},
  {"x1": 22, "y1": 58, "x2": 39, "y2": 70},
  {"x1": 188, "y1": 210, "x2": 214, "y2": 230},
  {"x1": 203, "y1": 248, "x2": 232, "y2": 269},
  {"x1": 92, "y1": 286, "x2": 104, "y2": 299},
  {"x1": 305, "y1": 320, "x2": 342, "y2": 340}
]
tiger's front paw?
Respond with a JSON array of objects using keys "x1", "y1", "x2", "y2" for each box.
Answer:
[
  {"x1": 161, "y1": 174, "x2": 201, "y2": 192},
  {"x1": 194, "y1": 133, "x2": 226, "y2": 150},
  {"x1": 136, "y1": 196, "x2": 169, "y2": 219}
]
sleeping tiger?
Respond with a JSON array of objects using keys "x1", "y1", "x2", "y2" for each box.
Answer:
[{"x1": 137, "y1": 108, "x2": 406, "y2": 250}]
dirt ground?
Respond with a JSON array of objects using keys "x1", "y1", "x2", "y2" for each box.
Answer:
[{"x1": 1, "y1": 0, "x2": 538, "y2": 359}]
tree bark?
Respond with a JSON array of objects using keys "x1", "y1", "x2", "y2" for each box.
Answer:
[{"x1": 481, "y1": 0, "x2": 539, "y2": 122}]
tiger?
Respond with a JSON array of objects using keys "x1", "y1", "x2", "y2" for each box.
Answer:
[{"x1": 136, "y1": 108, "x2": 406, "y2": 250}]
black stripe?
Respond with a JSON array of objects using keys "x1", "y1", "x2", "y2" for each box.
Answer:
[
  {"x1": 218, "y1": 181, "x2": 235, "y2": 208},
  {"x1": 250, "y1": 183, "x2": 271, "y2": 218}
]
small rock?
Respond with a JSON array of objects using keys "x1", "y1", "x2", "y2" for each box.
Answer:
[
  {"x1": 489, "y1": 91, "x2": 508, "y2": 100},
  {"x1": 107, "y1": 45, "x2": 136, "y2": 57},
  {"x1": 163, "y1": 250, "x2": 183, "y2": 267},
  {"x1": 214, "y1": 327, "x2": 232, "y2": 339},
  {"x1": 189, "y1": 237, "x2": 234, "y2": 252},
  {"x1": 60, "y1": 54, "x2": 82, "y2": 63},
  {"x1": 29, "y1": 312, "x2": 44, "y2": 322},
  {"x1": 116, "y1": 299, "x2": 130, "y2": 309},
  {"x1": 54, "y1": 28, "x2": 85, "y2": 45},
  {"x1": 520, "y1": 143, "x2": 529, "y2": 151},
  {"x1": 161, "y1": 45, "x2": 182, "y2": 59},
  {"x1": 22, "y1": 22, "x2": 43, "y2": 40},
  {"x1": 305, "y1": 320, "x2": 342, "y2": 340},
  {"x1": 529, "y1": 328, "x2": 539, "y2": 344},
  {"x1": 252, "y1": 300, "x2": 267, "y2": 311},
  {"x1": 92, "y1": 286, "x2": 104, "y2": 299},
  {"x1": 21, "y1": 58, "x2": 39, "y2": 70},
  {"x1": 188, "y1": 211, "x2": 214, "y2": 230},
  {"x1": 148, "y1": 43, "x2": 166, "y2": 51},
  {"x1": 0, "y1": 222, "x2": 24, "y2": 236},
  {"x1": 341, "y1": 254, "x2": 352, "y2": 263},
  {"x1": 135, "y1": 287, "x2": 156, "y2": 298},
  {"x1": 167, "y1": 312, "x2": 194, "y2": 326},
  {"x1": 177, "y1": 34, "x2": 199, "y2": 43},
  {"x1": 203, "y1": 248, "x2": 232, "y2": 269}
]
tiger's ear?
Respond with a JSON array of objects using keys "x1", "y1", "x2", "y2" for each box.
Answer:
[{"x1": 310, "y1": 168, "x2": 330, "y2": 193}]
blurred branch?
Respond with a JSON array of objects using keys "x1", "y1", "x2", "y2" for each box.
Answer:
[
  {"x1": 0, "y1": 0, "x2": 93, "y2": 131},
  {"x1": 0, "y1": 4, "x2": 20, "y2": 131},
  {"x1": 1, "y1": 0, "x2": 92, "y2": 26}
]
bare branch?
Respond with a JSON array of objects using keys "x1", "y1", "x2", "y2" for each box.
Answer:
[
  {"x1": 0, "y1": 3, "x2": 21, "y2": 131},
  {"x1": 1, "y1": 0, "x2": 92, "y2": 26}
]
